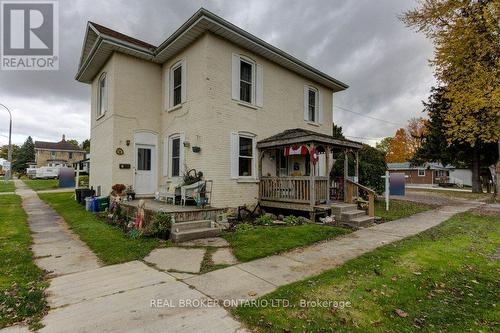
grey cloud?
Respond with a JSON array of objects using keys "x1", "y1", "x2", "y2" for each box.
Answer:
[{"x1": 0, "y1": 0, "x2": 434, "y2": 145}]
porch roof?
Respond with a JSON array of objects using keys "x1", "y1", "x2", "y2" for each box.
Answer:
[{"x1": 257, "y1": 128, "x2": 363, "y2": 150}]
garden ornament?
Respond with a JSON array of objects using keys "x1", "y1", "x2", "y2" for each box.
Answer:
[{"x1": 135, "y1": 199, "x2": 146, "y2": 229}]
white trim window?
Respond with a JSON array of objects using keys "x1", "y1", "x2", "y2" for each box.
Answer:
[
  {"x1": 166, "y1": 59, "x2": 187, "y2": 110},
  {"x1": 232, "y1": 54, "x2": 263, "y2": 107},
  {"x1": 304, "y1": 85, "x2": 323, "y2": 124},
  {"x1": 97, "y1": 72, "x2": 107, "y2": 118},
  {"x1": 230, "y1": 132, "x2": 257, "y2": 179},
  {"x1": 166, "y1": 133, "x2": 185, "y2": 178},
  {"x1": 418, "y1": 169, "x2": 426, "y2": 176}
]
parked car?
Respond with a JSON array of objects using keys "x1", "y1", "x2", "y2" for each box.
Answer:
[{"x1": 35, "y1": 166, "x2": 59, "y2": 179}]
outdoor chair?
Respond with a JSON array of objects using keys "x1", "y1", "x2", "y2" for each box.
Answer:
[
  {"x1": 156, "y1": 181, "x2": 180, "y2": 204},
  {"x1": 180, "y1": 180, "x2": 205, "y2": 206}
]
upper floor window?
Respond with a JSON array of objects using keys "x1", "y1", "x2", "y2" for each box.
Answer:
[
  {"x1": 51, "y1": 151, "x2": 56, "y2": 158},
  {"x1": 304, "y1": 85, "x2": 322, "y2": 124},
  {"x1": 167, "y1": 59, "x2": 186, "y2": 110},
  {"x1": 240, "y1": 60, "x2": 253, "y2": 103},
  {"x1": 171, "y1": 64, "x2": 182, "y2": 107},
  {"x1": 97, "y1": 73, "x2": 107, "y2": 118},
  {"x1": 69, "y1": 152, "x2": 73, "y2": 159},
  {"x1": 308, "y1": 88, "x2": 317, "y2": 122},
  {"x1": 232, "y1": 54, "x2": 263, "y2": 107}
]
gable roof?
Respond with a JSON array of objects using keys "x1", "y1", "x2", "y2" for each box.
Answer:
[
  {"x1": 387, "y1": 162, "x2": 452, "y2": 171},
  {"x1": 35, "y1": 140, "x2": 84, "y2": 152},
  {"x1": 76, "y1": 8, "x2": 348, "y2": 92},
  {"x1": 257, "y1": 128, "x2": 363, "y2": 149}
]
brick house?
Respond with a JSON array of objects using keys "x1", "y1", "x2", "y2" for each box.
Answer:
[
  {"x1": 387, "y1": 162, "x2": 472, "y2": 187},
  {"x1": 75, "y1": 8, "x2": 368, "y2": 215},
  {"x1": 34, "y1": 135, "x2": 86, "y2": 168}
]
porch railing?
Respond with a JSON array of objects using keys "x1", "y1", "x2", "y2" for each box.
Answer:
[
  {"x1": 345, "y1": 179, "x2": 375, "y2": 217},
  {"x1": 259, "y1": 176, "x2": 329, "y2": 204}
]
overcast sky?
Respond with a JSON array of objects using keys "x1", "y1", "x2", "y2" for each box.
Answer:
[{"x1": 0, "y1": 0, "x2": 435, "y2": 146}]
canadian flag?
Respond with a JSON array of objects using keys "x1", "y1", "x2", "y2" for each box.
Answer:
[{"x1": 284, "y1": 145, "x2": 309, "y2": 156}]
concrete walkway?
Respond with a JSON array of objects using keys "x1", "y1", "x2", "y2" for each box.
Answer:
[
  {"x1": 7, "y1": 180, "x2": 247, "y2": 333},
  {"x1": 14, "y1": 179, "x2": 101, "y2": 277},
  {"x1": 185, "y1": 204, "x2": 479, "y2": 301}
]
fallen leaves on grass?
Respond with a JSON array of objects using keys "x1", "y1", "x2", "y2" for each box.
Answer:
[{"x1": 395, "y1": 309, "x2": 409, "y2": 318}]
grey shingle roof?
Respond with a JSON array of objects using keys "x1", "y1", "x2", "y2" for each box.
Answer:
[
  {"x1": 257, "y1": 128, "x2": 363, "y2": 149},
  {"x1": 35, "y1": 140, "x2": 83, "y2": 151}
]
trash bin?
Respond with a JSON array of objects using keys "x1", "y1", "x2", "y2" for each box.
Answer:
[
  {"x1": 91, "y1": 197, "x2": 99, "y2": 213},
  {"x1": 80, "y1": 189, "x2": 95, "y2": 205},
  {"x1": 85, "y1": 197, "x2": 94, "y2": 211},
  {"x1": 75, "y1": 189, "x2": 83, "y2": 203},
  {"x1": 96, "y1": 196, "x2": 109, "y2": 212}
]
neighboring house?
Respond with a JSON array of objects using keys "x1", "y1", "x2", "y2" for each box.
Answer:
[
  {"x1": 35, "y1": 135, "x2": 86, "y2": 168},
  {"x1": 388, "y1": 162, "x2": 472, "y2": 187},
  {"x1": 76, "y1": 8, "x2": 363, "y2": 209},
  {"x1": 73, "y1": 153, "x2": 90, "y2": 174}
]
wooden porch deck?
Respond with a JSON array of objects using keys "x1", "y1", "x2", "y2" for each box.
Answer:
[{"x1": 122, "y1": 199, "x2": 225, "y2": 223}]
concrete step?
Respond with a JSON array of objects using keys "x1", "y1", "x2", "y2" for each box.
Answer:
[
  {"x1": 172, "y1": 220, "x2": 212, "y2": 232},
  {"x1": 340, "y1": 209, "x2": 367, "y2": 221},
  {"x1": 331, "y1": 203, "x2": 358, "y2": 215},
  {"x1": 345, "y1": 215, "x2": 374, "y2": 228},
  {"x1": 171, "y1": 227, "x2": 221, "y2": 243}
]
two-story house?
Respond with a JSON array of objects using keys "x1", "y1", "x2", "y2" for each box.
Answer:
[
  {"x1": 35, "y1": 135, "x2": 86, "y2": 168},
  {"x1": 76, "y1": 8, "x2": 364, "y2": 214}
]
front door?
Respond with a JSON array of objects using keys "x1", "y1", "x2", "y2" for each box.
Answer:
[{"x1": 135, "y1": 144, "x2": 156, "y2": 195}]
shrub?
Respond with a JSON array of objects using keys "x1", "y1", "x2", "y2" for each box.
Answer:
[
  {"x1": 78, "y1": 175, "x2": 89, "y2": 187},
  {"x1": 143, "y1": 211, "x2": 172, "y2": 238},
  {"x1": 127, "y1": 229, "x2": 143, "y2": 239},
  {"x1": 255, "y1": 214, "x2": 273, "y2": 225},
  {"x1": 235, "y1": 223, "x2": 253, "y2": 232},
  {"x1": 283, "y1": 215, "x2": 300, "y2": 225}
]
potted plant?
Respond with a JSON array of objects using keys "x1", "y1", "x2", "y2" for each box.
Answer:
[
  {"x1": 111, "y1": 184, "x2": 127, "y2": 197},
  {"x1": 125, "y1": 185, "x2": 136, "y2": 200}
]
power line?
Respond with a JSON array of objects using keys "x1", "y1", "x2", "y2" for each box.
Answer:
[
  {"x1": 334, "y1": 105, "x2": 405, "y2": 126},
  {"x1": 344, "y1": 135, "x2": 384, "y2": 141}
]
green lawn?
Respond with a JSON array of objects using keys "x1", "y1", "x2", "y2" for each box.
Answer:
[
  {"x1": 0, "y1": 195, "x2": 47, "y2": 329},
  {"x1": 38, "y1": 193, "x2": 159, "y2": 265},
  {"x1": 22, "y1": 179, "x2": 59, "y2": 191},
  {"x1": 223, "y1": 224, "x2": 351, "y2": 262},
  {"x1": 375, "y1": 199, "x2": 436, "y2": 222},
  {"x1": 408, "y1": 188, "x2": 493, "y2": 201},
  {"x1": 0, "y1": 180, "x2": 15, "y2": 192},
  {"x1": 233, "y1": 212, "x2": 500, "y2": 332}
]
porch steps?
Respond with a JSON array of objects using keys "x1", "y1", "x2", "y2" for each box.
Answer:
[
  {"x1": 331, "y1": 203, "x2": 374, "y2": 228},
  {"x1": 170, "y1": 220, "x2": 221, "y2": 243},
  {"x1": 340, "y1": 209, "x2": 367, "y2": 221}
]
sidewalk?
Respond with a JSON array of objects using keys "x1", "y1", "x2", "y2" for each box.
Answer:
[{"x1": 184, "y1": 204, "x2": 479, "y2": 301}]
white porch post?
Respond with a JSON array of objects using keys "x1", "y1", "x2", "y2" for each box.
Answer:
[
  {"x1": 343, "y1": 149, "x2": 348, "y2": 201},
  {"x1": 310, "y1": 144, "x2": 315, "y2": 207}
]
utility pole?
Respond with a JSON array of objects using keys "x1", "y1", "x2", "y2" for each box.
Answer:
[{"x1": 0, "y1": 104, "x2": 12, "y2": 181}]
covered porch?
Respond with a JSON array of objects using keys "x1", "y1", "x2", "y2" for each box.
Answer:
[{"x1": 256, "y1": 128, "x2": 367, "y2": 220}]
